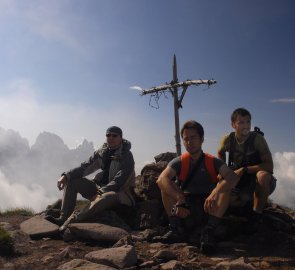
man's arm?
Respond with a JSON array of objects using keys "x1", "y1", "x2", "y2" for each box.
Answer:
[
  {"x1": 157, "y1": 166, "x2": 189, "y2": 218},
  {"x1": 204, "y1": 164, "x2": 238, "y2": 212},
  {"x1": 235, "y1": 135, "x2": 274, "y2": 177},
  {"x1": 217, "y1": 135, "x2": 228, "y2": 162},
  {"x1": 246, "y1": 153, "x2": 273, "y2": 174},
  {"x1": 157, "y1": 166, "x2": 183, "y2": 203},
  {"x1": 66, "y1": 150, "x2": 103, "y2": 180}
]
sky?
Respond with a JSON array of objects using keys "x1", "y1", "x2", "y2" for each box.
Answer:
[{"x1": 0, "y1": 0, "x2": 295, "y2": 211}]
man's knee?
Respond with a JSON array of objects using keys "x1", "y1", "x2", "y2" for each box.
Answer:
[
  {"x1": 209, "y1": 192, "x2": 231, "y2": 217},
  {"x1": 256, "y1": 171, "x2": 276, "y2": 194},
  {"x1": 256, "y1": 171, "x2": 272, "y2": 188}
]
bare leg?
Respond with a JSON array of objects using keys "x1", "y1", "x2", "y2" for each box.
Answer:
[{"x1": 253, "y1": 171, "x2": 272, "y2": 213}]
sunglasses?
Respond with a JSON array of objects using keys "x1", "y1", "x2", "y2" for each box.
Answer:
[{"x1": 106, "y1": 133, "x2": 119, "y2": 138}]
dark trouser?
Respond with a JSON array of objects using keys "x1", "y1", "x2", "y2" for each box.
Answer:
[
  {"x1": 60, "y1": 177, "x2": 98, "y2": 220},
  {"x1": 74, "y1": 191, "x2": 120, "y2": 222}
]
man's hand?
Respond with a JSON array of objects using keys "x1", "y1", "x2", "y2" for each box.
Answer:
[
  {"x1": 174, "y1": 193, "x2": 190, "y2": 218},
  {"x1": 235, "y1": 167, "x2": 246, "y2": 178},
  {"x1": 204, "y1": 189, "x2": 219, "y2": 213},
  {"x1": 57, "y1": 175, "x2": 67, "y2": 191}
]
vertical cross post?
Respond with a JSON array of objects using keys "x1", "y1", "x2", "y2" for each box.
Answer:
[
  {"x1": 139, "y1": 55, "x2": 217, "y2": 156},
  {"x1": 172, "y1": 55, "x2": 182, "y2": 156}
]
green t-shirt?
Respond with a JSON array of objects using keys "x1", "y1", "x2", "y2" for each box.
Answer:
[{"x1": 218, "y1": 132, "x2": 271, "y2": 168}]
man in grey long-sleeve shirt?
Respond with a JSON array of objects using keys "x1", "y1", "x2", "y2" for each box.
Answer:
[{"x1": 45, "y1": 126, "x2": 135, "y2": 231}]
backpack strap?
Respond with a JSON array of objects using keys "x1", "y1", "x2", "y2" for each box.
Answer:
[
  {"x1": 179, "y1": 152, "x2": 190, "y2": 182},
  {"x1": 228, "y1": 132, "x2": 235, "y2": 168},
  {"x1": 243, "y1": 132, "x2": 257, "y2": 166},
  {"x1": 179, "y1": 152, "x2": 218, "y2": 187},
  {"x1": 179, "y1": 153, "x2": 205, "y2": 190}
]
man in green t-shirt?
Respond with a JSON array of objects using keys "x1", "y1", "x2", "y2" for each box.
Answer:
[{"x1": 218, "y1": 108, "x2": 276, "y2": 222}]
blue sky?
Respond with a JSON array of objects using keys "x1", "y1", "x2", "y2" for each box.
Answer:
[{"x1": 0, "y1": 1, "x2": 295, "y2": 208}]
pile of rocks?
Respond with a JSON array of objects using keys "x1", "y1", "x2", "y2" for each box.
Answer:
[{"x1": 2, "y1": 152, "x2": 295, "y2": 269}]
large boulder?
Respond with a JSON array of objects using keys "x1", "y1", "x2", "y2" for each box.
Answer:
[
  {"x1": 135, "y1": 152, "x2": 176, "y2": 201},
  {"x1": 20, "y1": 215, "x2": 59, "y2": 239},
  {"x1": 85, "y1": 245, "x2": 137, "y2": 269},
  {"x1": 67, "y1": 223, "x2": 129, "y2": 244}
]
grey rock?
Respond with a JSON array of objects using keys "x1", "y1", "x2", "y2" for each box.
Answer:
[
  {"x1": 57, "y1": 259, "x2": 117, "y2": 270},
  {"x1": 216, "y1": 257, "x2": 256, "y2": 270},
  {"x1": 68, "y1": 222, "x2": 129, "y2": 243},
  {"x1": 85, "y1": 245, "x2": 137, "y2": 269},
  {"x1": 20, "y1": 215, "x2": 59, "y2": 239},
  {"x1": 134, "y1": 200, "x2": 165, "y2": 229},
  {"x1": 112, "y1": 234, "x2": 134, "y2": 248},
  {"x1": 154, "y1": 249, "x2": 177, "y2": 261},
  {"x1": 139, "y1": 260, "x2": 158, "y2": 268},
  {"x1": 160, "y1": 260, "x2": 185, "y2": 270},
  {"x1": 154, "y1": 152, "x2": 176, "y2": 163}
]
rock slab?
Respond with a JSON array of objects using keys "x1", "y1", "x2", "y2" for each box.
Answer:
[
  {"x1": 68, "y1": 222, "x2": 129, "y2": 243},
  {"x1": 20, "y1": 215, "x2": 59, "y2": 239},
  {"x1": 85, "y1": 245, "x2": 137, "y2": 269}
]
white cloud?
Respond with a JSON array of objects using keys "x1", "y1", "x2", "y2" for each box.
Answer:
[
  {"x1": 0, "y1": 1, "x2": 82, "y2": 51},
  {"x1": 0, "y1": 77, "x2": 173, "y2": 173},
  {"x1": 270, "y1": 98, "x2": 295, "y2": 103},
  {"x1": 270, "y1": 152, "x2": 295, "y2": 209},
  {"x1": 26, "y1": 6, "x2": 81, "y2": 51},
  {"x1": 130, "y1": 85, "x2": 143, "y2": 92},
  {"x1": 0, "y1": 170, "x2": 56, "y2": 212}
]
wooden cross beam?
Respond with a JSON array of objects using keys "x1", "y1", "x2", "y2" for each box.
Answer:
[{"x1": 140, "y1": 54, "x2": 217, "y2": 156}]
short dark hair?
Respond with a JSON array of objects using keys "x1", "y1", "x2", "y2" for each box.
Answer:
[
  {"x1": 181, "y1": 120, "x2": 204, "y2": 138},
  {"x1": 231, "y1": 108, "x2": 251, "y2": 122}
]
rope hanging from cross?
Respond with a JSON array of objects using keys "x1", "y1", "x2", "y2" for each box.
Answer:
[{"x1": 139, "y1": 54, "x2": 217, "y2": 156}]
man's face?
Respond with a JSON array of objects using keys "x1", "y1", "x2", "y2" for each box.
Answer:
[
  {"x1": 232, "y1": 114, "x2": 251, "y2": 137},
  {"x1": 182, "y1": 128, "x2": 204, "y2": 155},
  {"x1": 106, "y1": 133, "x2": 122, "y2": 149}
]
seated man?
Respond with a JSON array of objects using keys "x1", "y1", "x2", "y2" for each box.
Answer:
[
  {"x1": 218, "y1": 108, "x2": 276, "y2": 223},
  {"x1": 156, "y1": 120, "x2": 238, "y2": 255},
  {"x1": 46, "y1": 126, "x2": 135, "y2": 231}
]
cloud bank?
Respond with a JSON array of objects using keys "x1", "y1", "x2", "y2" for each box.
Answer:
[
  {"x1": 0, "y1": 127, "x2": 94, "y2": 212},
  {"x1": 271, "y1": 152, "x2": 295, "y2": 209}
]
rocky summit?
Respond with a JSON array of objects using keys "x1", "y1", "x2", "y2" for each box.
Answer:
[{"x1": 1, "y1": 152, "x2": 295, "y2": 270}]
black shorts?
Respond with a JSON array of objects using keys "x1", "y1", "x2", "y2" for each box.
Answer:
[
  {"x1": 182, "y1": 194, "x2": 209, "y2": 229},
  {"x1": 230, "y1": 174, "x2": 277, "y2": 207}
]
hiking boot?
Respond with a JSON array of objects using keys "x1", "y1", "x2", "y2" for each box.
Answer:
[
  {"x1": 200, "y1": 226, "x2": 216, "y2": 255},
  {"x1": 45, "y1": 215, "x2": 65, "y2": 226},
  {"x1": 153, "y1": 229, "x2": 187, "y2": 244}
]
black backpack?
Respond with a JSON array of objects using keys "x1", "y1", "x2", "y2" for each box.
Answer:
[{"x1": 227, "y1": 126, "x2": 264, "y2": 169}]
